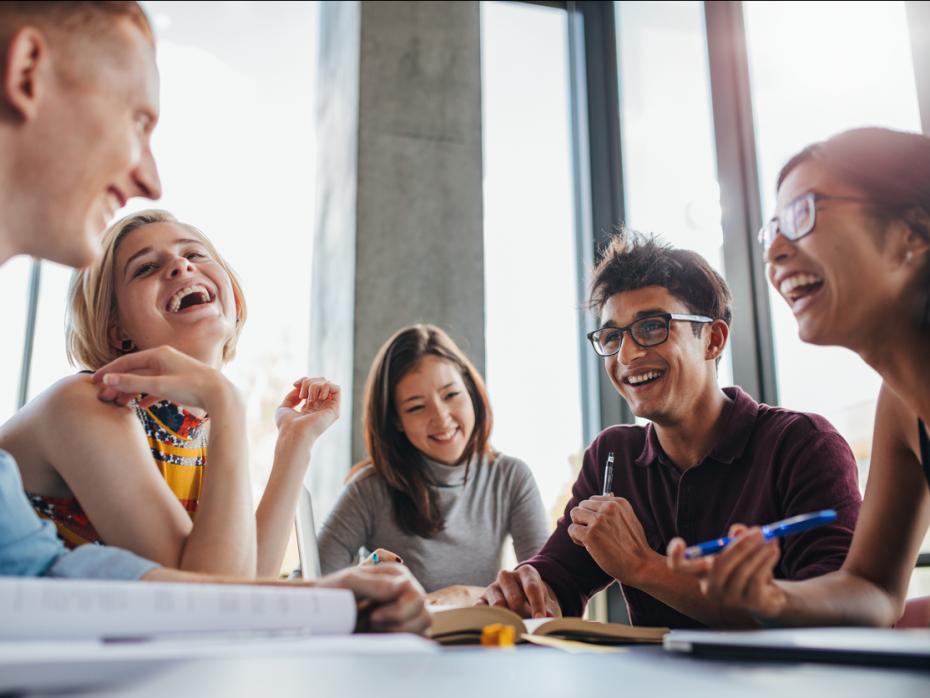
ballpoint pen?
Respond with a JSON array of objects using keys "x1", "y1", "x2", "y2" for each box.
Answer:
[
  {"x1": 683, "y1": 509, "x2": 837, "y2": 559},
  {"x1": 602, "y1": 451, "x2": 615, "y2": 496}
]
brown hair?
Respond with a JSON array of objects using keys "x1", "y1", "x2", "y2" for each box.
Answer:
[
  {"x1": 67, "y1": 210, "x2": 247, "y2": 370},
  {"x1": 588, "y1": 229, "x2": 733, "y2": 335},
  {"x1": 362, "y1": 324, "x2": 493, "y2": 537},
  {"x1": 777, "y1": 127, "x2": 930, "y2": 329}
]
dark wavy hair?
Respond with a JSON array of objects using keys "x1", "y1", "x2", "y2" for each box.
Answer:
[
  {"x1": 362, "y1": 324, "x2": 493, "y2": 538},
  {"x1": 588, "y1": 230, "x2": 732, "y2": 350},
  {"x1": 777, "y1": 127, "x2": 930, "y2": 329}
]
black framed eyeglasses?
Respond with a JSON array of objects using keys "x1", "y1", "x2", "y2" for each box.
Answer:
[
  {"x1": 586, "y1": 313, "x2": 713, "y2": 357},
  {"x1": 758, "y1": 191, "x2": 871, "y2": 253}
]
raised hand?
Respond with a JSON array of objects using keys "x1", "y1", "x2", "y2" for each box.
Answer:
[{"x1": 275, "y1": 377, "x2": 341, "y2": 452}]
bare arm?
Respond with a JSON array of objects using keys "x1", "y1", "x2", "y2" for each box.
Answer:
[
  {"x1": 88, "y1": 347, "x2": 256, "y2": 575},
  {"x1": 143, "y1": 562, "x2": 431, "y2": 635},
  {"x1": 255, "y1": 378, "x2": 340, "y2": 577}
]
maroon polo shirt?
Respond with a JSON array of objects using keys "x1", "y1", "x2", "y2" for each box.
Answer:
[{"x1": 525, "y1": 386, "x2": 861, "y2": 629}]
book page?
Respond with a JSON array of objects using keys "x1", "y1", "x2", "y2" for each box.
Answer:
[
  {"x1": 522, "y1": 617, "x2": 557, "y2": 634},
  {"x1": 0, "y1": 577, "x2": 355, "y2": 641}
]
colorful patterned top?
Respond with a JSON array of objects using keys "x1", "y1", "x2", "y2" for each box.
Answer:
[{"x1": 28, "y1": 400, "x2": 208, "y2": 548}]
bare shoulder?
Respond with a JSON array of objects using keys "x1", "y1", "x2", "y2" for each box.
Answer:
[
  {"x1": 42, "y1": 374, "x2": 132, "y2": 416},
  {"x1": 0, "y1": 374, "x2": 141, "y2": 494},
  {"x1": 26, "y1": 374, "x2": 144, "y2": 452},
  {"x1": 874, "y1": 381, "x2": 920, "y2": 458}
]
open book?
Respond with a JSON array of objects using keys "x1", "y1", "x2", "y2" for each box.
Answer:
[
  {"x1": 0, "y1": 577, "x2": 356, "y2": 641},
  {"x1": 427, "y1": 605, "x2": 668, "y2": 645}
]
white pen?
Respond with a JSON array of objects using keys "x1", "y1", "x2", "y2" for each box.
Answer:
[{"x1": 602, "y1": 451, "x2": 615, "y2": 496}]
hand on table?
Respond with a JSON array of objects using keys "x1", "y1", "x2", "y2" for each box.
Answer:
[{"x1": 477, "y1": 565, "x2": 561, "y2": 619}]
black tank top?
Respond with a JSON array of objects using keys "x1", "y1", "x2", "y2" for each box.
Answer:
[{"x1": 920, "y1": 419, "x2": 930, "y2": 491}]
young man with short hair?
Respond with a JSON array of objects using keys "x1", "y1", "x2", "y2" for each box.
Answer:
[
  {"x1": 0, "y1": 1, "x2": 428, "y2": 635},
  {"x1": 480, "y1": 233, "x2": 861, "y2": 628}
]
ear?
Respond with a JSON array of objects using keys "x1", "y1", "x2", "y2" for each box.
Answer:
[
  {"x1": 903, "y1": 207, "x2": 930, "y2": 262},
  {"x1": 704, "y1": 319, "x2": 729, "y2": 362},
  {"x1": 2, "y1": 27, "x2": 49, "y2": 121},
  {"x1": 107, "y1": 323, "x2": 126, "y2": 352}
]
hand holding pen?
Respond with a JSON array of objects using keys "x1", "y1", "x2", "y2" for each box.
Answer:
[{"x1": 665, "y1": 510, "x2": 838, "y2": 622}]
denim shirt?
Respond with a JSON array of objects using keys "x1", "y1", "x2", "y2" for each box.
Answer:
[{"x1": 0, "y1": 450, "x2": 158, "y2": 579}]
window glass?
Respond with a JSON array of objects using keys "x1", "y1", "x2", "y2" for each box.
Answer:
[
  {"x1": 744, "y1": 0, "x2": 927, "y2": 594},
  {"x1": 615, "y1": 0, "x2": 733, "y2": 388},
  {"x1": 20, "y1": 0, "x2": 319, "y2": 575},
  {"x1": 481, "y1": 1, "x2": 584, "y2": 533},
  {"x1": 0, "y1": 257, "x2": 31, "y2": 423}
]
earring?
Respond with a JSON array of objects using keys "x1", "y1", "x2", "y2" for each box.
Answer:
[
  {"x1": 906, "y1": 250, "x2": 914, "y2": 263},
  {"x1": 121, "y1": 339, "x2": 135, "y2": 353}
]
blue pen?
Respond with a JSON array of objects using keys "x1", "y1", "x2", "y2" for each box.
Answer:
[{"x1": 682, "y1": 509, "x2": 837, "y2": 560}]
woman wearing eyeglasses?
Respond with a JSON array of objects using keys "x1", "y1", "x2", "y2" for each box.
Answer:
[
  {"x1": 669, "y1": 127, "x2": 930, "y2": 627},
  {"x1": 317, "y1": 324, "x2": 550, "y2": 603}
]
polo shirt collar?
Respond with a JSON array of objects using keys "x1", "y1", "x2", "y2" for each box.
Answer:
[{"x1": 632, "y1": 385, "x2": 759, "y2": 468}]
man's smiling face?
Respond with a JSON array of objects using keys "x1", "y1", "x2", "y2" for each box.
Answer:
[{"x1": 600, "y1": 285, "x2": 714, "y2": 425}]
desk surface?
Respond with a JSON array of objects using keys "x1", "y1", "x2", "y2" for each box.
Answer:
[{"x1": 64, "y1": 645, "x2": 929, "y2": 698}]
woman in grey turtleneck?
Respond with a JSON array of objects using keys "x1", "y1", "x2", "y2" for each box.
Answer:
[{"x1": 318, "y1": 324, "x2": 550, "y2": 597}]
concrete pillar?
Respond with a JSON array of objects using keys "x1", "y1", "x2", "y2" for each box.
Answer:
[{"x1": 308, "y1": 1, "x2": 484, "y2": 519}]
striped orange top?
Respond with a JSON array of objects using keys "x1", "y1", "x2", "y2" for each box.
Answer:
[{"x1": 28, "y1": 400, "x2": 208, "y2": 548}]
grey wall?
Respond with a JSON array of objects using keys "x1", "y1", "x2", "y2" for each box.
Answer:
[{"x1": 308, "y1": 1, "x2": 484, "y2": 520}]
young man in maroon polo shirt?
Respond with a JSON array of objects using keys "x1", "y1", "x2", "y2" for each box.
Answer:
[{"x1": 478, "y1": 233, "x2": 861, "y2": 628}]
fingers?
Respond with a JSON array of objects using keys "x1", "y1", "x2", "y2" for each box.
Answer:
[
  {"x1": 482, "y1": 570, "x2": 531, "y2": 616},
  {"x1": 368, "y1": 582, "x2": 430, "y2": 633},
  {"x1": 328, "y1": 565, "x2": 430, "y2": 635},
  {"x1": 720, "y1": 537, "x2": 779, "y2": 603},
  {"x1": 362, "y1": 548, "x2": 403, "y2": 566},
  {"x1": 478, "y1": 569, "x2": 557, "y2": 619},
  {"x1": 99, "y1": 372, "x2": 170, "y2": 398},
  {"x1": 666, "y1": 537, "x2": 713, "y2": 577},
  {"x1": 517, "y1": 566, "x2": 556, "y2": 619},
  {"x1": 290, "y1": 377, "x2": 341, "y2": 411},
  {"x1": 569, "y1": 506, "x2": 596, "y2": 525},
  {"x1": 92, "y1": 348, "x2": 165, "y2": 383},
  {"x1": 728, "y1": 523, "x2": 748, "y2": 537},
  {"x1": 279, "y1": 386, "x2": 302, "y2": 409},
  {"x1": 710, "y1": 527, "x2": 766, "y2": 585}
]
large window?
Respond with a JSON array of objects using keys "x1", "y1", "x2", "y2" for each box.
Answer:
[
  {"x1": 615, "y1": 0, "x2": 733, "y2": 387},
  {"x1": 481, "y1": 1, "x2": 584, "y2": 531},
  {"x1": 3, "y1": 1, "x2": 319, "y2": 574},
  {"x1": 0, "y1": 258, "x2": 31, "y2": 424},
  {"x1": 743, "y1": 0, "x2": 927, "y2": 595},
  {"x1": 746, "y1": 0, "x2": 921, "y2": 480}
]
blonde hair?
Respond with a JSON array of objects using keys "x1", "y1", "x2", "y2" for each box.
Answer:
[{"x1": 66, "y1": 209, "x2": 247, "y2": 370}]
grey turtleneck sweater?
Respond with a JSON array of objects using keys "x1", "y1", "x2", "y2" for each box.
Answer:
[{"x1": 317, "y1": 453, "x2": 550, "y2": 592}]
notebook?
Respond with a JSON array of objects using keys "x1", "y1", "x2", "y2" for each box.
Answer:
[
  {"x1": 427, "y1": 605, "x2": 668, "y2": 645},
  {"x1": 0, "y1": 576, "x2": 355, "y2": 642},
  {"x1": 663, "y1": 628, "x2": 930, "y2": 669}
]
